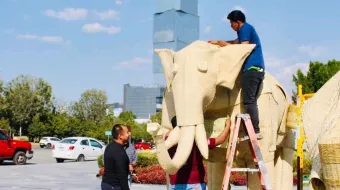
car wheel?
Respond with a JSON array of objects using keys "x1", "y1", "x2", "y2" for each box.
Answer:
[
  {"x1": 76, "y1": 154, "x2": 85, "y2": 162},
  {"x1": 13, "y1": 151, "x2": 27, "y2": 165},
  {"x1": 40, "y1": 145, "x2": 45, "y2": 148},
  {"x1": 46, "y1": 143, "x2": 52, "y2": 149},
  {"x1": 56, "y1": 158, "x2": 64, "y2": 163}
]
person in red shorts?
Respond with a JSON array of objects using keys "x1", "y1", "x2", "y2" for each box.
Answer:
[{"x1": 166, "y1": 116, "x2": 231, "y2": 190}]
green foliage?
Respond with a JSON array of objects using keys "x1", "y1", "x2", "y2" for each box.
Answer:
[
  {"x1": 118, "y1": 111, "x2": 136, "y2": 125},
  {"x1": 292, "y1": 59, "x2": 340, "y2": 102},
  {"x1": 0, "y1": 117, "x2": 10, "y2": 131},
  {"x1": 97, "y1": 154, "x2": 104, "y2": 168},
  {"x1": 70, "y1": 89, "x2": 108, "y2": 122},
  {"x1": 132, "y1": 123, "x2": 152, "y2": 142},
  {"x1": 137, "y1": 152, "x2": 159, "y2": 168},
  {"x1": 3, "y1": 74, "x2": 53, "y2": 134},
  {"x1": 150, "y1": 111, "x2": 162, "y2": 124},
  {"x1": 293, "y1": 157, "x2": 312, "y2": 175},
  {"x1": 28, "y1": 114, "x2": 48, "y2": 137},
  {"x1": 0, "y1": 73, "x2": 156, "y2": 142}
]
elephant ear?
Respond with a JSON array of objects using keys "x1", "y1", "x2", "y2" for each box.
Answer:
[
  {"x1": 215, "y1": 44, "x2": 256, "y2": 89},
  {"x1": 154, "y1": 49, "x2": 177, "y2": 90}
]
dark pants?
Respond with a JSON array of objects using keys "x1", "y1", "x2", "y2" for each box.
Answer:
[
  {"x1": 241, "y1": 70, "x2": 264, "y2": 133},
  {"x1": 101, "y1": 182, "x2": 121, "y2": 190}
]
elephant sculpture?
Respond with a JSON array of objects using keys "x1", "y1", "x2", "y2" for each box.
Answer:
[{"x1": 147, "y1": 40, "x2": 296, "y2": 190}]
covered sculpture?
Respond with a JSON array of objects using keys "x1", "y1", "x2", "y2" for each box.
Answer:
[
  {"x1": 147, "y1": 40, "x2": 296, "y2": 190},
  {"x1": 302, "y1": 70, "x2": 340, "y2": 190}
]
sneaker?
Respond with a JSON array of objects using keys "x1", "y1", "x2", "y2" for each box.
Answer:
[{"x1": 256, "y1": 133, "x2": 263, "y2": 140}]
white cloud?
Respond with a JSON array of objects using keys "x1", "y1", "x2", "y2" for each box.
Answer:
[
  {"x1": 203, "y1": 25, "x2": 212, "y2": 34},
  {"x1": 154, "y1": 30, "x2": 174, "y2": 42},
  {"x1": 82, "y1": 23, "x2": 121, "y2": 34},
  {"x1": 263, "y1": 52, "x2": 288, "y2": 68},
  {"x1": 115, "y1": 0, "x2": 123, "y2": 5},
  {"x1": 223, "y1": 6, "x2": 247, "y2": 21},
  {"x1": 231, "y1": 6, "x2": 246, "y2": 13},
  {"x1": 276, "y1": 62, "x2": 309, "y2": 81},
  {"x1": 16, "y1": 34, "x2": 66, "y2": 44},
  {"x1": 113, "y1": 57, "x2": 151, "y2": 70},
  {"x1": 94, "y1": 9, "x2": 120, "y2": 20},
  {"x1": 43, "y1": 8, "x2": 88, "y2": 21},
  {"x1": 297, "y1": 45, "x2": 327, "y2": 58}
]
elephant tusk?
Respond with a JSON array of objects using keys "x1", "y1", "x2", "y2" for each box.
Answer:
[
  {"x1": 165, "y1": 126, "x2": 180, "y2": 149},
  {"x1": 195, "y1": 124, "x2": 209, "y2": 159},
  {"x1": 171, "y1": 126, "x2": 195, "y2": 169}
]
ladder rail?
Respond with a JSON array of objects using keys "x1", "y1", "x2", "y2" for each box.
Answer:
[
  {"x1": 244, "y1": 118, "x2": 272, "y2": 189},
  {"x1": 221, "y1": 117, "x2": 241, "y2": 190},
  {"x1": 221, "y1": 114, "x2": 272, "y2": 190}
]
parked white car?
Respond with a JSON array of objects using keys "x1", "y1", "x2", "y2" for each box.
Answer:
[
  {"x1": 39, "y1": 137, "x2": 61, "y2": 148},
  {"x1": 52, "y1": 137, "x2": 105, "y2": 163}
]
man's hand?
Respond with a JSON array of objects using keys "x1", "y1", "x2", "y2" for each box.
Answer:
[
  {"x1": 217, "y1": 40, "x2": 231, "y2": 47},
  {"x1": 129, "y1": 164, "x2": 134, "y2": 172},
  {"x1": 208, "y1": 40, "x2": 218, "y2": 45}
]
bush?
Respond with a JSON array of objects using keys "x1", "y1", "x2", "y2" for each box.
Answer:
[
  {"x1": 137, "y1": 152, "x2": 159, "y2": 168},
  {"x1": 97, "y1": 154, "x2": 104, "y2": 168},
  {"x1": 133, "y1": 165, "x2": 166, "y2": 184},
  {"x1": 293, "y1": 157, "x2": 312, "y2": 175}
]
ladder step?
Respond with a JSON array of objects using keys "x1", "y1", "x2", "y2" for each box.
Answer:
[{"x1": 231, "y1": 168, "x2": 260, "y2": 172}]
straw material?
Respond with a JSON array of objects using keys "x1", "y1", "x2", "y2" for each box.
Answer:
[
  {"x1": 319, "y1": 137, "x2": 340, "y2": 189},
  {"x1": 302, "y1": 71, "x2": 340, "y2": 190}
]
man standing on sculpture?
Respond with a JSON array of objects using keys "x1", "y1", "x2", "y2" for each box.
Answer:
[{"x1": 208, "y1": 10, "x2": 265, "y2": 139}]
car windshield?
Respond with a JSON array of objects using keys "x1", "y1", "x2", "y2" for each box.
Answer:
[
  {"x1": 41, "y1": 137, "x2": 48, "y2": 140},
  {"x1": 60, "y1": 138, "x2": 77, "y2": 144}
]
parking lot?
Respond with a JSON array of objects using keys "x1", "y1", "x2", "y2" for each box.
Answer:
[{"x1": 0, "y1": 145, "x2": 308, "y2": 189}]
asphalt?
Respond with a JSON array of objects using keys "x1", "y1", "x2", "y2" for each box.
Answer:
[{"x1": 0, "y1": 145, "x2": 309, "y2": 189}]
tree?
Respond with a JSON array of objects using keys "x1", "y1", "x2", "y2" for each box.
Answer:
[
  {"x1": 28, "y1": 114, "x2": 48, "y2": 138},
  {"x1": 118, "y1": 111, "x2": 136, "y2": 125},
  {"x1": 131, "y1": 123, "x2": 152, "y2": 142},
  {"x1": 0, "y1": 79, "x2": 6, "y2": 118},
  {"x1": 150, "y1": 111, "x2": 162, "y2": 124},
  {"x1": 0, "y1": 118, "x2": 10, "y2": 131},
  {"x1": 3, "y1": 75, "x2": 53, "y2": 135},
  {"x1": 292, "y1": 59, "x2": 340, "y2": 103},
  {"x1": 70, "y1": 89, "x2": 108, "y2": 122}
]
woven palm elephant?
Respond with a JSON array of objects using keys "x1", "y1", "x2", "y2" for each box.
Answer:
[{"x1": 147, "y1": 40, "x2": 296, "y2": 190}]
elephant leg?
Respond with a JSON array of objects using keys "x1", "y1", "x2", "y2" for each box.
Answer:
[
  {"x1": 275, "y1": 129, "x2": 295, "y2": 190},
  {"x1": 208, "y1": 162, "x2": 228, "y2": 190}
]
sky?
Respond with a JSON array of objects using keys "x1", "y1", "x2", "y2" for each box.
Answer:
[{"x1": 1, "y1": 0, "x2": 340, "y2": 105}]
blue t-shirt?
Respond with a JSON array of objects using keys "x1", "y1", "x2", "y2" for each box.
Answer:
[{"x1": 237, "y1": 22, "x2": 265, "y2": 72}]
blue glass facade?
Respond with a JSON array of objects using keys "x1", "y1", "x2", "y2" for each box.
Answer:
[
  {"x1": 153, "y1": 0, "x2": 199, "y2": 73},
  {"x1": 123, "y1": 84, "x2": 165, "y2": 119}
]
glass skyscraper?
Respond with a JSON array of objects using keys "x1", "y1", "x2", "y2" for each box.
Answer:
[
  {"x1": 122, "y1": 0, "x2": 199, "y2": 119},
  {"x1": 123, "y1": 84, "x2": 165, "y2": 119},
  {"x1": 153, "y1": 0, "x2": 199, "y2": 84}
]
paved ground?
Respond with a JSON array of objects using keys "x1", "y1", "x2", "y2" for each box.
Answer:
[{"x1": 0, "y1": 145, "x2": 309, "y2": 189}]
